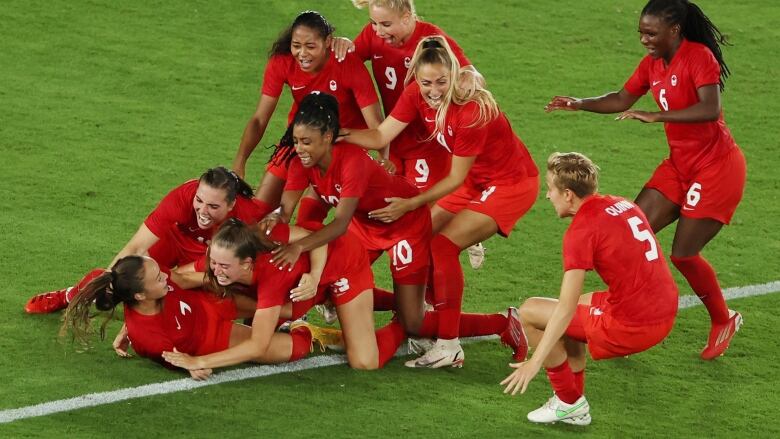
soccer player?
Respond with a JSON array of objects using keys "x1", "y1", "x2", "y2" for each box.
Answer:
[
  {"x1": 500, "y1": 152, "x2": 678, "y2": 425},
  {"x1": 544, "y1": 0, "x2": 745, "y2": 359},
  {"x1": 61, "y1": 255, "x2": 323, "y2": 380},
  {"x1": 342, "y1": 36, "x2": 539, "y2": 368},
  {"x1": 25, "y1": 167, "x2": 269, "y2": 314},
  {"x1": 232, "y1": 10, "x2": 383, "y2": 224},
  {"x1": 334, "y1": 0, "x2": 488, "y2": 270}
]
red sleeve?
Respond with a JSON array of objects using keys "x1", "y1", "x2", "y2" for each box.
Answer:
[
  {"x1": 261, "y1": 55, "x2": 288, "y2": 98},
  {"x1": 353, "y1": 25, "x2": 373, "y2": 61},
  {"x1": 255, "y1": 260, "x2": 304, "y2": 309},
  {"x1": 143, "y1": 181, "x2": 194, "y2": 239},
  {"x1": 452, "y1": 105, "x2": 488, "y2": 157},
  {"x1": 690, "y1": 46, "x2": 721, "y2": 88},
  {"x1": 338, "y1": 150, "x2": 372, "y2": 198},
  {"x1": 193, "y1": 254, "x2": 207, "y2": 272},
  {"x1": 562, "y1": 221, "x2": 595, "y2": 271},
  {"x1": 441, "y1": 32, "x2": 471, "y2": 68},
  {"x1": 623, "y1": 56, "x2": 651, "y2": 97},
  {"x1": 284, "y1": 157, "x2": 309, "y2": 191},
  {"x1": 268, "y1": 223, "x2": 291, "y2": 244},
  {"x1": 344, "y1": 53, "x2": 379, "y2": 109},
  {"x1": 389, "y1": 83, "x2": 421, "y2": 123}
]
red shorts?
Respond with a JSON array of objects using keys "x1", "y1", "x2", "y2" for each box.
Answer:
[
  {"x1": 349, "y1": 208, "x2": 431, "y2": 285},
  {"x1": 323, "y1": 258, "x2": 374, "y2": 306},
  {"x1": 437, "y1": 176, "x2": 539, "y2": 237},
  {"x1": 565, "y1": 292, "x2": 675, "y2": 360},
  {"x1": 645, "y1": 146, "x2": 746, "y2": 224},
  {"x1": 194, "y1": 293, "x2": 237, "y2": 355},
  {"x1": 148, "y1": 227, "x2": 206, "y2": 270}
]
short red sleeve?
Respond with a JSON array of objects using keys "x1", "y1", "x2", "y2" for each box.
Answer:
[
  {"x1": 255, "y1": 260, "x2": 304, "y2": 309},
  {"x1": 261, "y1": 55, "x2": 288, "y2": 98},
  {"x1": 284, "y1": 157, "x2": 309, "y2": 191},
  {"x1": 690, "y1": 47, "x2": 721, "y2": 88},
  {"x1": 268, "y1": 223, "x2": 291, "y2": 244},
  {"x1": 389, "y1": 83, "x2": 420, "y2": 123},
  {"x1": 343, "y1": 53, "x2": 379, "y2": 109},
  {"x1": 193, "y1": 254, "x2": 208, "y2": 272},
  {"x1": 562, "y1": 224, "x2": 595, "y2": 271},
  {"x1": 353, "y1": 25, "x2": 373, "y2": 61},
  {"x1": 623, "y1": 56, "x2": 652, "y2": 97},
  {"x1": 445, "y1": 35, "x2": 470, "y2": 68},
  {"x1": 338, "y1": 151, "x2": 372, "y2": 198},
  {"x1": 144, "y1": 181, "x2": 195, "y2": 239}
]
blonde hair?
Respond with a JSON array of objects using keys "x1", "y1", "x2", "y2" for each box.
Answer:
[
  {"x1": 352, "y1": 0, "x2": 416, "y2": 17},
  {"x1": 546, "y1": 152, "x2": 600, "y2": 198},
  {"x1": 406, "y1": 36, "x2": 498, "y2": 135}
]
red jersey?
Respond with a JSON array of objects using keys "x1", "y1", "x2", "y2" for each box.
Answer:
[
  {"x1": 124, "y1": 285, "x2": 236, "y2": 367},
  {"x1": 261, "y1": 51, "x2": 378, "y2": 130},
  {"x1": 563, "y1": 195, "x2": 678, "y2": 325},
  {"x1": 285, "y1": 143, "x2": 424, "y2": 238},
  {"x1": 391, "y1": 82, "x2": 538, "y2": 188},
  {"x1": 144, "y1": 180, "x2": 270, "y2": 255},
  {"x1": 624, "y1": 39, "x2": 738, "y2": 179}
]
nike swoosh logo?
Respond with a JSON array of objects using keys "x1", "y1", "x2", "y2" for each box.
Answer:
[
  {"x1": 652, "y1": 80, "x2": 662, "y2": 86},
  {"x1": 424, "y1": 117, "x2": 435, "y2": 122},
  {"x1": 292, "y1": 85, "x2": 306, "y2": 90},
  {"x1": 682, "y1": 206, "x2": 694, "y2": 211},
  {"x1": 395, "y1": 265, "x2": 410, "y2": 271},
  {"x1": 373, "y1": 54, "x2": 383, "y2": 59},
  {"x1": 556, "y1": 400, "x2": 587, "y2": 418}
]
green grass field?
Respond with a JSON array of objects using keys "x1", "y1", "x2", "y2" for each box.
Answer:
[{"x1": 1, "y1": 0, "x2": 779, "y2": 437}]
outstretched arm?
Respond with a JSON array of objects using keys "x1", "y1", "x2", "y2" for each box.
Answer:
[
  {"x1": 545, "y1": 88, "x2": 641, "y2": 114},
  {"x1": 616, "y1": 84, "x2": 721, "y2": 123},
  {"x1": 342, "y1": 116, "x2": 408, "y2": 151},
  {"x1": 233, "y1": 94, "x2": 280, "y2": 178},
  {"x1": 110, "y1": 224, "x2": 160, "y2": 268}
]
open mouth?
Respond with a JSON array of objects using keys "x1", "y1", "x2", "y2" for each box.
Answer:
[
  {"x1": 196, "y1": 212, "x2": 213, "y2": 228},
  {"x1": 298, "y1": 153, "x2": 314, "y2": 166},
  {"x1": 299, "y1": 58, "x2": 313, "y2": 70}
]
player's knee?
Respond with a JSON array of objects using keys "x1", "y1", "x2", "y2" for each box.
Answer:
[
  {"x1": 348, "y1": 353, "x2": 379, "y2": 370},
  {"x1": 519, "y1": 297, "x2": 546, "y2": 329}
]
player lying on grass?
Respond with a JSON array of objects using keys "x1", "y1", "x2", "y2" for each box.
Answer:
[{"x1": 501, "y1": 152, "x2": 678, "y2": 426}]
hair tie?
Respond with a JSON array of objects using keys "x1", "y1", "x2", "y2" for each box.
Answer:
[{"x1": 422, "y1": 38, "x2": 442, "y2": 50}]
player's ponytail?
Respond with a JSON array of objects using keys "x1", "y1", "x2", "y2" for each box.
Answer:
[
  {"x1": 60, "y1": 256, "x2": 147, "y2": 347},
  {"x1": 200, "y1": 166, "x2": 254, "y2": 201},
  {"x1": 269, "y1": 10, "x2": 335, "y2": 58},
  {"x1": 641, "y1": 0, "x2": 730, "y2": 90}
]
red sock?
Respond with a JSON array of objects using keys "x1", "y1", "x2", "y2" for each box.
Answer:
[
  {"x1": 415, "y1": 311, "x2": 507, "y2": 338},
  {"x1": 373, "y1": 288, "x2": 396, "y2": 311},
  {"x1": 375, "y1": 320, "x2": 406, "y2": 367},
  {"x1": 573, "y1": 369, "x2": 585, "y2": 395},
  {"x1": 671, "y1": 254, "x2": 729, "y2": 323},
  {"x1": 431, "y1": 234, "x2": 464, "y2": 339},
  {"x1": 545, "y1": 360, "x2": 581, "y2": 404},
  {"x1": 66, "y1": 268, "x2": 106, "y2": 303},
  {"x1": 289, "y1": 326, "x2": 313, "y2": 361},
  {"x1": 296, "y1": 196, "x2": 329, "y2": 226}
]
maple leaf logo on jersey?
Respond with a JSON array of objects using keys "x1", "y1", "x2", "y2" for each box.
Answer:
[
  {"x1": 671, "y1": 74, "x2": 678, "y2": 87},
  {"x1": 447, "y1": 125, "x2": 453, "y2": 136},
  {"x1": 334, "y1": 184, "x2": 342, "y2": 193},
  {"x1": 404, "y1": 57, "x2": 411, "y2": 68},
  {"x1": 329, "y1": 80, "x2": 337, "y2": 91}
]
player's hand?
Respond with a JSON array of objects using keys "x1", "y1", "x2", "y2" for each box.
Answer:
[
  {"x1": 335, "y1": 130, "x2": 350, "y2": 143},
  {"x1": 368, "y1": 197, "x2": 415, "y2": 223},
  {"x1": 331, "y1": 37, "x2": 355, "y2": 62},
  {"x1": 189, "y1": 368, "x2": 213, "y2": 381},
  {"x1": 258, "y1": 212, "x2": 282, "y2": 236},
  {"x1": 112, "y1": 324, "x2": 132, "y2": 358},
  {"x1": 232, "y1": 162, "x2": 246, "y2": 180},
  {"x1": 162, "y1": 348, "x2": 202, "y2": 370},
  {"x1": 270, "y1": 243, "x2": 303, "y2": 271},
  {"x1": 615, "y1": 109, "x2": 659, "y2": 123},
  {"x1": 544, "y1": 96, "x2": 581, "y2": 112},
  {"x1": 290, "y1": 272, "x2": 319, "y2": 302},
  {"x1": 378, "y1": 158, "x2": 396, "y2": 174},
  {"x1": 500, "y1": 360, "x2": 541, "y2": 395}
]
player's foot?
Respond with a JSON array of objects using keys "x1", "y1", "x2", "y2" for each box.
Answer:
[
  {"x1": 700, "y1": 309, "x2": 743, "y2": 360},
  {"x1": 290, "y1": 321, "x2": 344, "y2": 352},
  {"x1": 527, "y1": 394, "x2": 590, "y2": 426},
  {"x1": 407, "y1": 337, "x2": 435, "y2": 355},
  {"x1": 500, "y1": 307, "x2": 528, "y2": 361},
  {"x1": 315, "y1": 303, "x2": 338, "y2": 325},
  {"x1": 25, "y1": 288, "x2": 69, "y2": 314},
  {"x1": 404, "y1": 338, "x2": 464, "y2": 368},
  {"x1": 467, "y1": 243, "x2": 486, "y2": 269}
]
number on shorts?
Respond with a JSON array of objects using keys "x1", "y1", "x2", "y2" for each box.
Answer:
[
  {"x1": 414, "y1": 159, "x2": 430, "y2": 183},
  {"x1": 385, "y1": 67, "x2": 397, "y2": 90},
  {"x1": 480, "y1": 186, "x2": 496, "y2": 202},
  {"x1": 686, "y1": 182, "x2": 702, "y2": 207},
  {"x1": 659, "y1": 89, "x2": 669, "y2": 111},
  {"x1": 627, "y1": 216, "x2": 659, "y2": 262},
  {"x1": 392, "y1": 239, "x2": 413, "y2": 267}
]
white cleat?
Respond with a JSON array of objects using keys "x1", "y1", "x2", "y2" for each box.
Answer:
[
  {"x1": 527, "y1": 394, "x2": 590, "y2": 426},
  {"x1": 467, "y1": 243, "x2": 486, "y2": 269},
  {"x1": 404, "y1": 338, "x2": 464, "y2": 368}
]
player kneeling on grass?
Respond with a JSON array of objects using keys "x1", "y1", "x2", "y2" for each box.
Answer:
[
  {"x1": 60, "y1": 255, "x2": 321, "y2": 380},
  {"x1": 501, "y1": 152, "x2": 678, "y2": 426}
]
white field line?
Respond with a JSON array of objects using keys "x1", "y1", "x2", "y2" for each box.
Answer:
[{"x1": 2, "y1": 280, "x2": 778, "y2": 424}]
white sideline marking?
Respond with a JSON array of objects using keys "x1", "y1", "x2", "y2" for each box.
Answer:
[{"x1": 2, "y1": 280, "x2": 779, "y2": 424}]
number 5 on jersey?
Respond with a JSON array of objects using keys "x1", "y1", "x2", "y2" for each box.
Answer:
[{"x1": 627, "y1": 216, "x2": 659, "y2": 262}]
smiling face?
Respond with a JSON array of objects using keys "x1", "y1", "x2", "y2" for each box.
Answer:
[
  {"x1": 192, "y1": 182, "x2": 234, "y2": 230},
  {"x1": 415, "y1": 63, "x2": 451, "y2": 109},
  {"x1": 209, "y1": 244, "x2": 253, "y2": 286},
  {"x1": 135, "y1": 258, "x2": 170, "y2": 301},
  {"x1": 291, "y1": 25, "x2": 331, "y2": 73},
  {"x1": 293, "y1": 124, "x2": 332, "y2": 169},
  {"x1": 638, "y1": 13, "x2": 681, "y2": 61},
  {"x1": 368, "y1": 4, "x2": 414, "y2": 47}
]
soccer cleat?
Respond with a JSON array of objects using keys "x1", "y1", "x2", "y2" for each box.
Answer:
[
  {"x1": 315, "y1": 303, "x2": 339, "y2": 325},
  {"x1": 527, "y1": 394, "x2": 590, "y2": 426},
  {"x1": 404, "y1": 338, "x2": 464, "y2": 368},
  {"x1": 25, "y1": 288, "x2": 69, "y2": 314},
  {"x1": 407, "y1": 337, "x2": 435, "y2": 355},
  {"x1": 290, "y1": 321, "x2": 344, "y2": 352},
  {"x1": 700, "y1": 309, "x2": 743, "y2": 360},
  {"x1": 500, "y1": 307, "x2": 529, "y2": 362},
  {"x1": 467, "y1": 242, "x2": 486, "y2": 269}
]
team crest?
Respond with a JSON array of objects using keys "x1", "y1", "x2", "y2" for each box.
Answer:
[
  {"x1": 671, "y1": 75, "x2": 678, "y2": 87},
  {"x1": 329, "y1": 80, "x2": 337, "y2": 91},
  {"x1": 447, "y1": 125, "x2": 453, "y2": 136},
  {"x1": 335, "y1": 184, "x2": 342, "y2": 193},
  {"x1": 404, "y1": 57, "x2": 411, "y2": 68}
]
